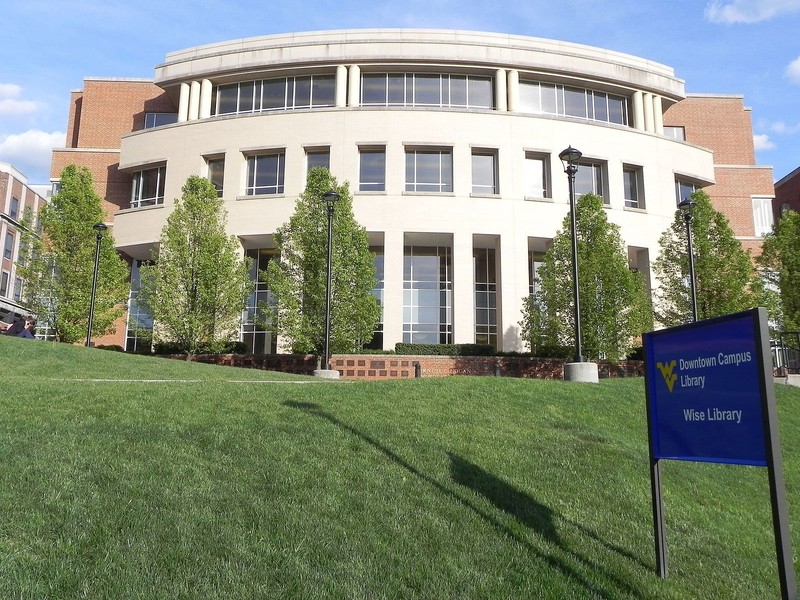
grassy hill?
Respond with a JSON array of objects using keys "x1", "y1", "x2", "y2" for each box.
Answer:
[{"x1": 1, "y1": 334, "x2": 799, "y2": 599}]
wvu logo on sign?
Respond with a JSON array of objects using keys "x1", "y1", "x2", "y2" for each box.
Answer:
[{"x1": 656, "y1": 360, "x2": 678, "y2": 392}]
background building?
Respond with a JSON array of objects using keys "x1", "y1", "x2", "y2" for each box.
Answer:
[
  {"x1": 775, "y1": 167, "x2": 800, "y2": 222},
  {"x1": 49, "y1": 29, "x2": 773, "y2": 352}
]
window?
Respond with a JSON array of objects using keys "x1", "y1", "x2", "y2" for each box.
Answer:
[
  {"x1": 144, "y1": 113, "x2": 178, "y2": 128},
  {"x1": 752, "y1": 197, "x2": 775, "y2": 237},
  {"x1": 529, "y1": 251, "x2": 546, "y2": 297},
  {"x1": 0, "y1": 271, "x2": 8, "y2": 297},
  {"x1": 4, "y1": 232, "x2": 14, "y2": 260},
  {"x1": 575, "y1": 162, "x2": 606, "y2": 201},
  {"x1": 13, "y1": 277, "x2": 21, "y2": 302},
  {"x1": 663, "y1": 126, "x2": 686, "y2": 141},
  {"x1": 359, "y1": 148, "x2": 386, "y2": 192},
  {"x1": 405, "y1": 149, "x2": 453, "y2": 193},
  {"x1": 471, "y1": 150, "x2": 498, "y2": 195},
  {"x1": 361, "y1": 73, "x2": 494, "y2": 109},
  {"x1": 364, "y1": 247, "x2": 385, "y2": 350},
  {"x1": 246, "y1": 152, "x2": 285, "y2": 195},
  {"x1": 125, "y1": 260, "x2": 154, "y2": 353},
  {"x1": 9, "y1": 197, "x2": 19, "y2": 220},
  {"x1": 675, "y1": 179, "x2": 700, "y2": 205},
  {"x1": 623, "y1": 166, "x2": 644, "y2": 209},
  {"x1": 474, "y1": 248, "x2": 497, "y2": 349},
  {"x1": 131, "y1": 166, "x2": 166, "y2": 208},
  {"x1": 207, "y1": 157, "x2": 225, "y2": 197},
  {"x1": 518, "y1": 81, "x2": 630, "y2": 126},
  {"x1": 214, "y1": 75, "x2": 335, "y2": 115},
  {"x1": 242, "y1": 248, "x2": 277, "y2": 354},
  {"x1": 403, "y1": 245, "x2": 452, "y2": 344},
  {"x1": 306, "y1": 149, "x2": 330, "y2": 173},
  {"x1": 524, "y1": 152, "x2": 550, "y2": 198}
]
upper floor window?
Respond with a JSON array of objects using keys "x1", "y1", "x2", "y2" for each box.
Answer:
[
  {"x1": 405, "y1": 149, "x2": 453, "y2": 193},
  {"x1": 306, "y1": 149, "x2": 330, "y2": 173},
  {"x1": 361, "y1": 73, "x2": 494, "y2": 109},
  {"x1": 9, "y1": 197, "x2": 19, "y2": 220},
  {"x1": 524, "y1": 152, "x2": 550, "y2": 198},
  {"x1": 519, "y1": 81, "x2": 630, "y2": 126},
  {"x1": 623, "y1": 165, "x2": 644, "y2": 209},
  {"x1": 675, "y1": 179, "x2": 700, "y2": 205},
  {"x1": 575, "y1": 161, "x2": 606, "y2": 202},
  {"x1": 4, "y1": 232, "x2": 13, "y2": 260},
  {"x1": 752, "y1": 197, "x2": 775, "y2": 237},
  {"x1": 663, "y1": 126, "x2": 686, "y2": 141},
  {"x1": 246, "y1": 152, "x2": 285, "y2": 196},
  {"x1": 206, "y1": 157, "x2": 225, "y2": 197},
  {"x1": 471, "y1": 150, "x2": 498, "y2": 195},
  {"x1": 214, "y1": 75, "x2": 335, "y2": 116},
  {"x1": 131, "y1": 166, "x2": 166, "y2": 209},
  {"x1": 359, "y1": 147, "x2": 386, "y2": 192},
  {"x1": 144, "y1": 113, "x2": 178, "y2": 128}
]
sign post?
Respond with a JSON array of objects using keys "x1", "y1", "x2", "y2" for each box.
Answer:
[{"x1": 644, "y1": 308, "x2": 796, "y2": 599}]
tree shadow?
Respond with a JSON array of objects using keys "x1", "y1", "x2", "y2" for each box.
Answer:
[{"x1": 282, "y1": 400, "x2": 650, "y2": 599}]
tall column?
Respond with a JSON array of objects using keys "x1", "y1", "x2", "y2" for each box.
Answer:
[
  {"x1": 507, "y1": 69, "x2": 519, "y2": 112},
  {"x1": 188, "y1": 81, "x2": 201, "y2": 121},
  {"x1": 381, "y1": 229, "x2": 404, "y2": 350},
  {"x1": 632, "y1": 91, "x2": 644, "y2": 131},
  {"x1": 495, "y1": 69, "x2": 507, "y2": 112},
  {"x1": 335, "y1": 65, "x2": 348, "y2": 108},
  {"x1": 178, "y1": 82, "x2": 190, "y2": 122},
  {"x1": 652, "y1": 95, "x2": 664, "y2": 135},
  {"x1": 452, "y1": 232, "x2": 474, "y2": 344},
  {"x1": 643, "y1": 92, "x2": 654, "y2": 133},
  {"x1": 348, "y1": 64, "x2": 361, "y2": 108},
  {"x1": 199, "y1": 79, "x2": 212, "y2": 119}
]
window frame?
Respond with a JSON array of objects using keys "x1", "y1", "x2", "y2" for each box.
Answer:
[
  {"x1": 4, "y1": 231, "x2": 14, "y2": 260},
  {"x1": 752, "y1": 196, "x2": 775, "y2": 237},
  {"x1": 524, "y1": 151, "x2": 551, "y2": 199},
  {"x1": 622, "y1": 165, "x2": 644, "y2": 209},
  {"x1": 130, "y1": 165, "x2": 166, "y2": 209},
  {"x1": 404, "y1": 147, "x2": 453, "y2": 193},
  {"x1": 574, "y1": 160, "x2": 607, "y2": 203},
  {"x1": 358, "y1": 147, "x2": 386, "y2": 192},
  {"x1": 245, "y1": 151, "x2": 286, "y2": 196}
]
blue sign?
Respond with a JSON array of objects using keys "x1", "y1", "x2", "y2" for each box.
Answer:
[{"x1": 644, "y1": 310, "x2": 767, "y2": 466}]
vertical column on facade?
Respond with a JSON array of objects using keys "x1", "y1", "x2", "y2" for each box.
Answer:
[
  {"x1": 495, "y1": 69, "x2": 508, "y2": 112},
  {"x1": 335, "y1": 65, "x2": 348, "y2": 108},
  {"x1": 188, "y1": 81, "x2": 201, "y2": 121},
  {"x1": 632, "y1": 91, "x2": 644, "y2": 131},
  {"x1": 643, "y1": 92, "x2": 654, "y2": 133},
  {"x1": 499, "y1": 234, "x2": 528, "y2": 352},
  {"x1": 452, "y1": 232, "x2": 475, "y2": 344},
  {"x1": 348, "y1": 65, "x2": 361, "y2": 108},
  {"x1": 507, "y1": 70, "x2": 519, "y2": 112},
  {"x1": 652, "y1": 95, "x2": 664, "y2": 135},
  {"x1": 178, "y1": 82, "x2": 190, "y2": 122},
  {"x1": 199, "y1": 79, "x2": 212, "y2": 119},
  {"x1": 381, "y1": 229, "x2": 404, "y2": 350}
]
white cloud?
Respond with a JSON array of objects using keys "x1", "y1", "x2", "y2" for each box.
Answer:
[
  {"x1": 0, "y1": 82, "x2": 38, "y2": 116},
  {"x1": 754, "y1": 133, "x2": 776, "y2": 150},
  {"x1": 0, "y1": 130, "x2": 65, "y2": 182},
  {"x1": 786, "y1": 56, "x2": 800, "y2": 84},
  {"x1": 705, "y1": 0, "x2": 800, "y2": 23},
  {"x1": 0, "y1": 83, "x2": 23, "y2": 98}
]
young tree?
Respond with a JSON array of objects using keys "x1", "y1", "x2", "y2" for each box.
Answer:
[
  {"x1": 520, "y1": 194, "x2": 652, "y2": 361},
  {"x1": 17, "y1": 165, "x2": 129, "y2": 343},
  {"x1": 758, "y1": 209, "x2": 800, "y2": 331},
  {"x1": 654, "y1": 190, "x2": 762, "y2": 327},
  {"x1": 266, "y1": 168, "x2": 380, "y2": 354},
  {"x1": 138, "y1": 176, "x2": 252, "y2": 357}
]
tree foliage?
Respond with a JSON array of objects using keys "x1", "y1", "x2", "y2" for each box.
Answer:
[
  {"x1": 266, "y1": 168, "x2": 380, "y2": 354},
  {"x1": 519, "y1": 194, "x2": 652, "y2": 361},
  {"x1": 653, "y1": 190, "x2": 762, "y2": 327},
  {"x1": 758, "y1": 209, "x2": 800, "y2": 331},
  {"x1": 138, "y1": 176, "x2": 252, "y2": 356},
  {"x1": 16, "y1": 165, "x2": 129, "y2": 343}
]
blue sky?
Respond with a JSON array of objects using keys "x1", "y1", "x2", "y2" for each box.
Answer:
[{"x1": 2, "y1": 0, "x2": 799, "y2": 183}]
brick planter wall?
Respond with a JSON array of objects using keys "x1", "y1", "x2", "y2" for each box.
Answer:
[{"x1": 181, "y1": 353, "x2": 644, "y2": 380}]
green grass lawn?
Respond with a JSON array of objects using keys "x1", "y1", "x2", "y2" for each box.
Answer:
[{"x1": 1, "y1": 334, "x2": 799, "y2": 599}]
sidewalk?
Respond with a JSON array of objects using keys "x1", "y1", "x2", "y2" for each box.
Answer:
[{"x1": 774, "y1": 374, "x2": 800, "y2": 387}]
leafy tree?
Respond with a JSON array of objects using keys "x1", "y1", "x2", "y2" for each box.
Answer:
[
  {"x1": 654, "y1": 190, "x2": 762, "y2": 327},
  {"x1": 520, "y1": 194, "x2": 652, "y2": 361},
  {"x1": 16, "y1": 165, "x2": 128, "y2": 343},
  {"x1": 266, "y1": 168, "x2": 380, "y2": 354},
  {"x1": 138, "y1": 176, "x2": 252, "y2": 357},
  {"x1": 758, "y1": 209, "x2": 800, "y2": 331}
]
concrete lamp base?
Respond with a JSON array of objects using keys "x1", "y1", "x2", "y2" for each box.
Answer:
[
  {"x1": 313, "y1": 369, "x2": 341, "y2": 380},
  {"x1": 564, "y1": 361, "x2": 599, "y2": 383}
]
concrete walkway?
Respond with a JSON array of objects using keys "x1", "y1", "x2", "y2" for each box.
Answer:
[{"x1": 774, "y1": 374, "x2": 800, "y2": 387}]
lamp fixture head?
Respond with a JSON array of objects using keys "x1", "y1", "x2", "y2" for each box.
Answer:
[
  {"x1": 559, "y1": 146, "x2": 582, "y2": 172},
  {"x1": 323, "y1": 190, "x2": 340, "y2": 209},
  {"x1": 93, "y1": 222, "x2": 108, "y2": 233}
]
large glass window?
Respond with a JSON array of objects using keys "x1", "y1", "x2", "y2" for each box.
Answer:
[
  {"x1": 623, "y1": 166, "x2": 644, "y2": 209},
  {"x1": 675, "y1": 179, "x2": 700, "y2": 205},
  {"x1": 474, "y1": 248, "x2": 497, "y2": 349},
  {"x1": 361, "y1": 73, "x2": 494, "y2": 109},
  {"x1": 144, "y1": 113, "x2": 178, "y2": 128},
  {"x1": 4, "y1": 232, "x2": 13, "y2": 260},
  {"x1": 131, "y1": 166, "x2": 166, "y2": 208},
  {"x1": 214, "y1": 75, "x2": 335, "y2": 116},
  {"x1": 306, "y1": 149, "x2": 330, "y2": 173},
  {"x1": 405, "y1": 149, "x2": 453, "y2": 193},
  {"x1": 528, "y1": 251, "x2": 546, "y2": 297},
  {"x1": 207, "y1": 157, "x2": 225, "y2": 197},
  {"x1": 471, "y1": 150, "x2": 498, "y2": 195},
  {"x1": 9, "y1": 197, "x2": 19, "y2": 220},
  {"x1": 752, "y1": 197, "x2": 775, "y2": 237},
  {"x1": 403, "y1": 245, "x2": 452, "y2": 344},
  {"x1": 575, "y1": 162, "x2": 606, "y2": 202},
  {"x1": 242, "y1": 248, "x2": 277, "y2": 354},
  {"x1": 246, "y1": 153, "x2": 285, "y2": 195},
  {"x1": 524, "y1": 152, "x2": 550, "y2": 198},
  {"x1": 364, "y1": 247, "x2": 385, "y2": 350},
  {"x1": 519, "y1": 81, "x2": 630, "y2": 126},
  {"x1": 125, "y1": 260, "x2": 154, "y2": 353},
  {"x1": 359, "y1": 148, "x2": 386, "y2": 192}
]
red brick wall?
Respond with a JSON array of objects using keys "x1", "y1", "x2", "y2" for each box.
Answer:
[{"x1": 776, "y1": 168, "x2": 800, "y2": 219}]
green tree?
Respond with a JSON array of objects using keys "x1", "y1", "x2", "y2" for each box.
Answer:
[
  {"x1": 758, "y1": 209, "x2": 800, "y2": 331},
  {"x1": 654, "y1": 190, "x2": 762, "y2": 327},
  {"x1": 520, "y1": 194, "x2": 652, "y2": 361},
  {"x1": 138, "y1": 176, "x2": 252, "y2": 357},
  {"x1": 17, "y1": 165, "x2": 128, "y2": 343},
  {"x1": 266, "y1": 168, "x2": 380, "y2": 355}
]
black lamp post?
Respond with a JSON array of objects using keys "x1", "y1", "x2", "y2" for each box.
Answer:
[
  {"x1": 559, "y1": 146, "x2": 584, "y2": 363},
  {"x1": 86, "y1": 222, "x2": 108, "y2": 347},
  {"x1": 322, "y1": 190, "x2": 340, "y2": 370},
  {"x1": 678, "y1": 199, "x2": 698, "y2": 322}
]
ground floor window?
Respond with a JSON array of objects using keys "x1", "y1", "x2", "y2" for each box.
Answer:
[
  {"x1": 241, "y1": 248, "x2": 277, "y2": 354},
  {"x1": 125, "y1": 260, "x2": 153, "y2": 352},
  {"x1": 364, "y1": 247, "x2": 385, "y2": 350},
  {"x1": 403, "y1": 245, "x2": 452, "y2": 344},
  {"x1": 474, "y1": 247, "x2": 497, "y2": 348}
]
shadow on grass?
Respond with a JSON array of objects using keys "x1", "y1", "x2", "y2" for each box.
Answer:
[{"x1": 283, "y1": 400, "x2": 650, "y2": 599}]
